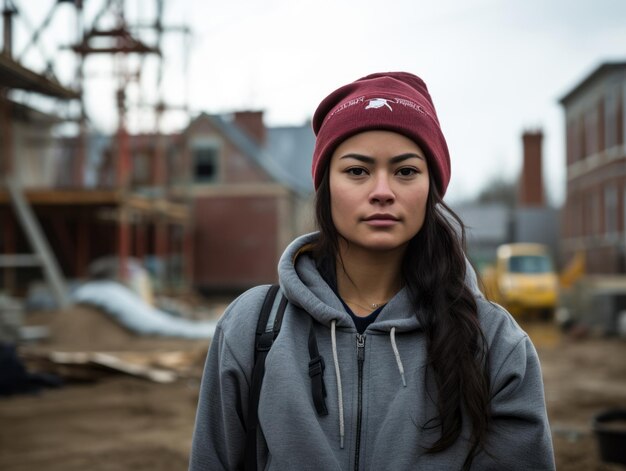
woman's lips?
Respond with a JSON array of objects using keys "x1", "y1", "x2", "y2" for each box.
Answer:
[{"x1": 363, "y1": 214, "x2": 400, "y2": 227}]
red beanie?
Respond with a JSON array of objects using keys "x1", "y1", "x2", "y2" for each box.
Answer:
[{"x1": 311, "y1": 72, "x2": 451, "y2": 196}]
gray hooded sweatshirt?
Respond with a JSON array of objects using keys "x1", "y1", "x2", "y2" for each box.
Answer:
[{"x1": 189, "y1": 233, "x2": 555, "y2": 470}]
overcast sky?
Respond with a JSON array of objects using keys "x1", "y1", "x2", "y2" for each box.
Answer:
[{"x1": 13, "y1": 0, "x2": 626, "y2": 205}]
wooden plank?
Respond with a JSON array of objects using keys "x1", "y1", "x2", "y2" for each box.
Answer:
[
  {"x1": 0, "y1": 189, "x2": 122, "y2": 205},
  {"x1": 0, "y1": 54, "x2": 79, "y2": 99},
  {"x1": 0, "y1": 189, "x2": 189, "y2": 221},
  {"x1": 45, "y1": 351, "x2": 178, "y2": 383}
]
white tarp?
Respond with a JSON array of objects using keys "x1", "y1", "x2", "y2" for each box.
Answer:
[{"x1": 72, "y1": 281, "x2": 216, "y2": 339}]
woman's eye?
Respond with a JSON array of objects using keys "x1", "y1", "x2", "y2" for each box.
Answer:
[
  {"x1": 397, "y1": 167, "x2": 418, "y2": 177},
  {"x1": 347, "y1": 168, "x2": 367, "y2": 176}
]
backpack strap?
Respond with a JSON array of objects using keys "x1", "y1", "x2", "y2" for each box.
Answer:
[
  {"x1": 308, "y1": 321, "x2": 329, "y2": 416},
  {"x1": 244, "y1": 284, "x2": 287, "y2": 471}
]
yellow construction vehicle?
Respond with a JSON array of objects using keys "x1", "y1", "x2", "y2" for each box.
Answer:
[{"x1": 482, "y1": 243, "x2": 558, "y2": 319}]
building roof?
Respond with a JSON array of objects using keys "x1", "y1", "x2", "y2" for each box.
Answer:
[
  {"x1": 559, "y1": 61, "x2": 626, "y2": 106},
  {"x1": 266, "y1": 124, "x2": 315, "y2": 195},
  {"x1": 0, "y1": 54, "x2": 79, "y2": 99},
  {"x1": 196, "y1": 113, "x2": 313, "y2": 196}
]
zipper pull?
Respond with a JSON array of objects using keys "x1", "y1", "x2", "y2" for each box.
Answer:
[{"x1": 356, "y1": 334, "x2": 365, "y2": 362}]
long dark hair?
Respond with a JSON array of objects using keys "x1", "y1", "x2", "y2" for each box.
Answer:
[{"x1": 313, "y1": 166, "x2": 491, "y2": 469}]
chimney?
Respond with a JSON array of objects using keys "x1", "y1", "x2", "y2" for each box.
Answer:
[
  {"x1": 234, "y1": 111, "x2": 266, "y2": 145},
  {"x1": 518, "y1": 130, "x2": 545, "y2": 207}
]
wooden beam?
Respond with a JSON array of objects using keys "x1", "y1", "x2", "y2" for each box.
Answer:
[
  {"x1": 0, "y1": 189, "x2": 122, "y2": 205},
  {"x1": 0, "y1": 190, "x2": 189, "y2": 223}
]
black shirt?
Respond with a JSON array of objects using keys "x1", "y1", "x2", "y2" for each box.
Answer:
[{"x1": 316, "y1": 255, "x2": 385, "y2": 334}]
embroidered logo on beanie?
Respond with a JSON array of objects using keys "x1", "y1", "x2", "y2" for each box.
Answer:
[{"x1": 365, "y1": 98, "x2": 393, "y2": 111}]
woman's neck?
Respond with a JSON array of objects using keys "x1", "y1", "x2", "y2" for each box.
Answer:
[{"x1": 335, "y1": 241, "x2": 405, "y2": 317}]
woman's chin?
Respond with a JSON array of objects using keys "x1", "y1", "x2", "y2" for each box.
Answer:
[{"x1": 343, "y1": 235, "x2": 411, "y2": 254}]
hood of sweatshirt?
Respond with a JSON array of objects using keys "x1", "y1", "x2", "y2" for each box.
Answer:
[{"x1": 278, "y1": 232, "x2": 483, "y2": 335}]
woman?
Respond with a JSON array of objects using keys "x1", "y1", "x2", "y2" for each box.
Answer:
[{"x1": 189, "y1": 72, "x2": 555, "y2": 470}]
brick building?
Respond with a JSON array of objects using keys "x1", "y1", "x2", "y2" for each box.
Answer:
[
  {"x1": 560, "y1": 62, "x2": 626, "y2": 273},
  {"x1": 175, "y1": 111, "x2": 314, "y2": 293}
]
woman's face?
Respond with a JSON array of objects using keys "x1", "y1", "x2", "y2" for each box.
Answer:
[{"x1": 329, "y1": 130, "x2": 430, "y2": 253}]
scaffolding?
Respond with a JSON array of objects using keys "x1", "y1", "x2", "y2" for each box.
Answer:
[{"x1": 0, "y1": 0, "x2": 193, "y2": 300}]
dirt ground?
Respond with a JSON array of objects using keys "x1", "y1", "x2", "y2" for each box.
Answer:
[{"x1": 1, "y1": 306, "x2": 625, "y2": 470}]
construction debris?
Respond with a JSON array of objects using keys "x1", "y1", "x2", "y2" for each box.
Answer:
[{"x1": 21, "y1": 350, "x2": 200, "y2": 384}]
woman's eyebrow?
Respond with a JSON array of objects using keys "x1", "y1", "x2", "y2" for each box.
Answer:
[
  {"x1": 339, "y1": 153, "x2": 425, "y2": 163},
  {"x1": 390, "y1": 153, "x2": 425, "y2": 164}
]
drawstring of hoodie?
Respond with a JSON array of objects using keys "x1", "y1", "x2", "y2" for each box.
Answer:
[
  {"x1": 390, "y1": 327, "x2": 407, "y2": 387},
  {"x1": 327, "y1": 321, "x2": 408, "y2": 450},
  {"x1": 330, "y1": 319, "x2": 345, "y2": 449}
]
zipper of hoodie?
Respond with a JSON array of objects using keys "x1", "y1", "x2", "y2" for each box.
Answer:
[{"x1": 354, "y1": 333, "x2": 366, "y2": 471}]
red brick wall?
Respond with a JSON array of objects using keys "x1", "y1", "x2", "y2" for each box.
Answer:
[{"x1": 193, "y1": 195, "x2": 279, "y2": 289}]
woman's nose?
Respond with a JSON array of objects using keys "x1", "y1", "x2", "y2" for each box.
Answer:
[{"x1": 369, "y1": 173, "x2": 395, "y2": 205}]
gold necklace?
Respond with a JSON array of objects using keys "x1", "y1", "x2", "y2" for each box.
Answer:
[{"x1": 344, "y1": 298, "x2": 387, "y2": 312}]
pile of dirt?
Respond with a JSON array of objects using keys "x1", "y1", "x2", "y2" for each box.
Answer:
[{"x1": 23, "y1": 305, "x2": 211, "y2": 353}]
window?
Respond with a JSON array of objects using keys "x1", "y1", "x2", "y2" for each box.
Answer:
[
  {"x1": 605, "y1": 185, "x2": 617, "y2": 235},
  {"x1": 193, "y1": 143, "x2": 220, "y2": 183},
  {"x1": 585, "y1": 191, "x2": 600, "y2": 236},
  {"x1": 508, "y1": 255, "x2": 553, "y2": 274},
  {"x1": 566, "y1": 120, "x2": 577, "y2": 164},
  {"x1": 592, "y1": 191, "x2": 601, "y2": 235},
  {"x1": 579, "y1": 117, "x2": 586, "y2": 161},
  {"x1": 605, "y1": 87, "x2": 620, "y2": 150},
  {"x1": 584, "y1": 108, "x2": 598, "y2": 157},
  {"x1": 568, "y1": 196, "x2": 583, "y2": 238}
]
